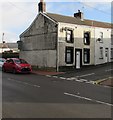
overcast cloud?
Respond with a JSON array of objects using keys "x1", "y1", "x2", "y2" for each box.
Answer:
[{"x1": 0, "y1": 0, "x2": 111, "y2": 43}]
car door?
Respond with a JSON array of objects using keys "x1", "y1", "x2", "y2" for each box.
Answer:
[
  {"x1": 4, "y1": 59, "x2": 10, "y2": 71},
  {"x1": 8, "y1": 59, "x2": 15, "y2": 72}
]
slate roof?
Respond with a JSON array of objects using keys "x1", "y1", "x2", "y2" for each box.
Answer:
[
  {"x1": 20, "y1": 12, "x2": 111, "y2": 38},
  {"x1": 46, "y1": 13, "x2": 111, "y2": 29}
]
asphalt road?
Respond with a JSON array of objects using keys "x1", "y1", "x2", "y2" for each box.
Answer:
[
  {"x1": 55, "y1": 63, "x2": 113, "y2": 82},
  {"x1": 2, "y1": 68, "x2": 113, "y2": 118}
]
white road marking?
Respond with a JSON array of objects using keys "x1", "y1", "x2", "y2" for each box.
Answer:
[
  {"x1": 7, "y1": 78, "x2": 40, "y2": 88},
  {"x1": 75, "y1": 80, "x2": 84, "y2": 82},
  {"x1": 88, "y1": 81, "x2": 95, "y2": 84},
  {"x1": 66, "y1": 78, "x2": 72, "y2": 81},
  {"x1": 46, "y1": 75, "x2": 51, "y2": 77},
  {"x1": 86, "y1": 81, "x2": 94, "y2": 84},
  {"x1": 105, "y1": 69, "x2": 113, "y2": 72},
  {"x1": 52, "y1": 76, "x2": 58, "y2": 78},
  {"x1": 46, "y1": 74, "x2": 112, "y2": 88},
  {"x1": 69, "y1": 77, "x2": 76, "y2": 80},
  {"x1": 60, "y1": 77, "x2": 66, "y2": 80},
  {"x1": 79, "y1": 79, "x2": 88, "y2": 82},
  {"x1": 33, "y1": 85, "x2": 40, "y2": 88},
  {"x1": 76, "y1": 73, "x2": 95, "y2": 78},
  {"x1": 66, "y1": 77, "x2": 78, "y2": 81},
  {"x1": 64, "y1": 92, "x2": 113, "y2": 107}
]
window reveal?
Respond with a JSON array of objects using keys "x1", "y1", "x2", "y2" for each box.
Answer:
[
  {"x1": 111, "y1": 35, "x2": 113, "y2": 45},
  {"x1": 99, "y1": 47, "x2": 103, "y2": 59},
  {"x1": 65, "y1": 47, "x2": 74, "y2": 64},
  {"x1": 84, "y1": 48, "x2": 90, "y2": 63},
  {"x1": 66, "y1": 30, "x2": 74, "y2": 43},
  {"x1": 111, "y1": 48, "x2": 113, "y2": 59},
  {"x1": 99, "y1": 32, "x2": 103, "y2": 43},
  {"x1": 84, "y1": 32, "x2": 90, "y2": 45}
]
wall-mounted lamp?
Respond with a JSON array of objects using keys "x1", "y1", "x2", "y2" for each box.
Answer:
[
  {"x1": 60, "y1": 27, "x2": 66, "y2": 32},
  {"x1": 96, "y1": 38, "x2": 101, "y2": 42}
]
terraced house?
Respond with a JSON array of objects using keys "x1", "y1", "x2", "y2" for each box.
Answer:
[{"x1": 18, "y1": 0, "x2": 112, "y2": 71}]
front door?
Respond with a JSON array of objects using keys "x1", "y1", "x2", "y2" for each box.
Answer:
[{"x1": 75, "y1": 49, "x2": 82, "y2": 69}]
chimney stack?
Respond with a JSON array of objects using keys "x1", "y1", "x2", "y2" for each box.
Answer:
[
  {"x1": 74, "y1": 10, "x2": 84, "y2": 21},
  {"x1": 38, "y1": 0, "x2": 46, "y2": 13}
]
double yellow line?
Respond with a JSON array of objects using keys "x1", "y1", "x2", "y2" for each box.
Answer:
[{"x1": 93, "y1": 77, "x2": 112, "y2": 85}]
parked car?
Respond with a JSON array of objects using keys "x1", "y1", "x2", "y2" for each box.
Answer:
[
  {"x1": 2, "y1": 58, "x2": 32, "y2": 73},
  {"x1": 0, "y1": 58, "x2": 6, "y2": 68}
]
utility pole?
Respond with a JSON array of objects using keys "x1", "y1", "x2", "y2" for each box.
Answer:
[{"x1": 2, "y1": 33, "x2": 4, "y2": 53}]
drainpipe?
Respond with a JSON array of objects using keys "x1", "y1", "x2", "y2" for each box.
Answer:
[
  {"x1": 92, "y1": 21, "x2": 96, "y2": 65},
  {"x1": 56, "y1": 23, "x2": 59, "y2": 72}
]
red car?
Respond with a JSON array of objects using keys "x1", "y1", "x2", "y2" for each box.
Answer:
[{"x1": 2, "y1": 58, "x2": 32, "y2": 73}]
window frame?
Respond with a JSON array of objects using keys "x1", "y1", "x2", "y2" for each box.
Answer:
[
  {"x1": 66, "y1": 29, "x2": 74, "y2": 43},
  {"x1": 111, "y1": 34, "x2": 113, "y2": 45},
  {"x1": 99, "y1": 47, "x2": 104, "y2": 59},
  {"x1": 99, "y1": 32, "x2": 103, "y2": 43},
  {"x1": 65, "y1": 47, "x2": 74, "y2": 64},
  {"x1": 111, "y1": 48, "x2": 113, "y2": 59},
  {"x1": 83, "y1": 31, "x2": 90, "y2": 45},
  {"x1": 83, "y1": 48, "x2": 90, "y2": 64}
]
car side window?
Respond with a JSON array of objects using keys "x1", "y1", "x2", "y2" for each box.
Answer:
[
  {"x1": 10, "y1": 59, "x2": 14, "y2": 63},
  {"x1": 6, "y1": 60, "x2": 10, "y2": 63}
]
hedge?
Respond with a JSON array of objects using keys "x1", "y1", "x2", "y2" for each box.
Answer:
[{"x1": 1, "y1": 53, "x2": 19, "y2": 59}]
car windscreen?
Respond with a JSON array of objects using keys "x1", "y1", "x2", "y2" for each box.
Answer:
[{"x1": 14, "y1": 59, "x2": 28, "y2": 64}]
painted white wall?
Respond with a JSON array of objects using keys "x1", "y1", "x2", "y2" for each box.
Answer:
[
  {"x1": 94, "y1": 28, "x2": 111, "y2": 65},
  {"x1": 58, "y1": 22, "x2": 111, "y2": 67},
  {"x1": 58, "y1": 22, "x2": 95, "y2": 67}
]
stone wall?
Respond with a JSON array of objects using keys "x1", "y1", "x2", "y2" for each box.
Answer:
[
  {"x1": 20, "y1": 50, "x2": 56, "y2": 68},
  {"x1": 19, "y1": 13, "x2": 57, "y2": 68}
]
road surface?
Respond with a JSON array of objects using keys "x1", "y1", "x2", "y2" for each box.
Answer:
[{"x1": 2, "y1": 69, "x2": 112, "y2": 118}]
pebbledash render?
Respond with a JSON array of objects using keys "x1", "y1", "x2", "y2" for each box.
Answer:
[{"x1": 18, "y1": 0, "x2": 112, "y2": 71}]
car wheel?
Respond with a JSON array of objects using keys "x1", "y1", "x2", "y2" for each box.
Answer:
[{"x1": 13, "y1": 68, "x2": 16, "y2": 74}]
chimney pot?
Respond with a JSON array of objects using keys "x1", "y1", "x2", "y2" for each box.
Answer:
[
  {"x1": 38, "y1": 0, "x2": 46, "y2": 13},
  {"x1": 74, "y1": 10, "x2": 84, "y2": 21},
  {"x1": 78, "y1": 10, "x2": 80, "y2": 13}
]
